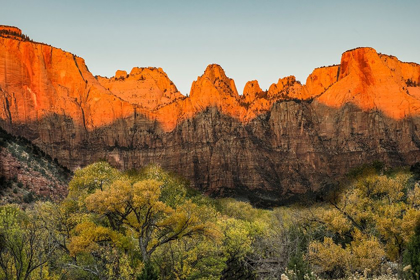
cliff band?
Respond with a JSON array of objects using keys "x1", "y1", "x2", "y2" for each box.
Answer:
[{"x1": 1, "y1": 28, "x2": 420, "y2": 205}]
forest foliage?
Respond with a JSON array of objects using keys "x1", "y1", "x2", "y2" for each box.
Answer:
[{"x1": 1, "y1": 162, "x2": 420, "y2": 279}]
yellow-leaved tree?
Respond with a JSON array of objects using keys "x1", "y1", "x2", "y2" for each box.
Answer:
[
  {"x1": 65, "y1": 162, "x2": 218, "y2": 279},
  {"x1": 307, "y1": 166, "x2": 420, "y2": 277},
  {"x1": 84, "y1": 177, "x2": 217, "y2": 262}
]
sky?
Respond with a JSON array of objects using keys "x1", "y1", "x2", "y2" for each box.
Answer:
[{"x1": 1, "y1": 0, "x2": 420, "y2": 95}]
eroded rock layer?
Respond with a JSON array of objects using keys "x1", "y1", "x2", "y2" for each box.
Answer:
[{"x1": 1, "y1": 30, "x2": 420, "y2": 205}]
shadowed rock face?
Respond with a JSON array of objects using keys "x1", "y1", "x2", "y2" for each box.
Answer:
[{"x1": 1, "y1": 30, "x2": 420, "y2": 205}]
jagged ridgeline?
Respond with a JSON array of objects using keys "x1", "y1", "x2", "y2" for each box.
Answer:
[{"x1": 1, "y1": 27, "x2": 420, "y2": 206}]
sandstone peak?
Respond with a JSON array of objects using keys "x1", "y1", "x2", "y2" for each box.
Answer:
[
  {"x1": 243, "y1": 80, "x2": 262, "y2": 96},
  {"x1": 190, "y1": 64, "x2": 239, "y2": 99},
  {"x1": 3, "y1": 31, "x2": 420, "y2": 205},
  {"x1": 342, "y1": 46, "x2": 376, "y2": 55},
  {"x1": 115, "y1": 70, "x2": 127, "y2": 79},
  {"x1": 242, "y1": 80, "x2": 263, "y2": 103},
  {"x1": 2, "y1": 30, "x2": 420, "y2": 132},
  {"x1": 379, "y1": 54, "x2": 420, "y2": 89},
  {"x1": 338, "y1": 47, "x2": 379, "y2": 80},
  {"x1": 129, "y1": 67, "x2": 143, "y2": 76},
  {"x1": 305, "y1": 65, "x2": 340, "y2": 97},
  {"x1": 268, "y1": 75, "x2": 305, "y2": 99},
  {"x1": 0, "y1": 25, "x2": 22, "y2": 36},
  {"x1": 97, "y1": 66, "x2": 182, "y2": 110},
  {"x1": 315, "y1": 46, "x2": 420, "y2": 120},
  {"x1": 268, "y1": 76, "x2": 297, "y2": 92},
  {"x1": 201, "y1": 64, "x2": 229, "y2": 83}
]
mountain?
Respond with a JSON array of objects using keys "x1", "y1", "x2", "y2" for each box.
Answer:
[{"x1": 1, "y1": 25, "x2": 420, "y2": 205}]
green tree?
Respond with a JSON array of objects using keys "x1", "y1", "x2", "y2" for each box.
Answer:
[
  {"x1": 0, "y1": 205, "x2": 58, "y2": 280},
  {"x1": 137, "y1": 262, "x2": 158, "y2": 280},
  {"x1": 405, "y1": 219, "x2": 420, "y2": 279}
]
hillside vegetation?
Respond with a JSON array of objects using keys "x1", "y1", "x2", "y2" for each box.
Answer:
[
  {"x1": 0, "y1": 162, "x2": 420, "y2": 279},
  {"x1": 0, "y1": 127, "x2": 71, "y2": 204}
]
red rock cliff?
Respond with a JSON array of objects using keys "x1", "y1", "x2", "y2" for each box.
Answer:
[
  {"x1": 0, "y1": 25, "x2": 22, "y2": 36},
  {"x1": 2, "y1": 29, "x2": 420, "y2": 205},
  {"x1": 315, "y1": 47, "x2": 420, "y2": 119}
]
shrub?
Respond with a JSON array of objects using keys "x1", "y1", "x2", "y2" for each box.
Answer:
[
  {"x1": 137, "y1": 262, "x2": 158, "y2": 280},
  {"x1": 23, "y1": 192, "x2": 35, "y2": 203},
  {"x1": 404, "y1": 220, "x2": 420, "y2": 279}
]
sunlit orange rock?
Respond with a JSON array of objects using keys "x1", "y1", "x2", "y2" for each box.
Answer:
[
  {"x1": 152, "y1": 65, "x2": 303, "y2": 130},
  {"x1": 0, "y1": 35, "x2": 134, "y2": 130},
  {"x1": 0, "y1": 25, "x2": 22, "y2": 35},
  {"x1": 3, "y1": 28, "x2": 420, "y2": 205},
  {"x1": 304, "y1": 65, "x2": 340, "y2": 96},
  {"x1": 114, "y1": 70, "x2": 127, "y2": 79},
  {"x1": 2, "y1": 30, "x2": 420, "y2": 135},
  {"x1": 379, "y1": 54, "x2": 420, "y2": 100},
  {"x1": 315, "y1": 47, "x2": 420, "y2": 119},
  {"x1": 154, "y1": 64, "x2": 247, "y2": 130},
  {"x1": 242, "y1": 80, "x2": 263, "y2": 104},
  {"x1": 97, "y1": 67, "x2": 183, "y2": 110},
  {"x1": 189, "y1": 64, "x2": 246, "y2": 117}
]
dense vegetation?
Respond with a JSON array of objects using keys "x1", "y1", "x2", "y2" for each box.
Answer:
[
  {"x1": 1, "y1": 162, "x2": 420, "y2": 279},
  {"x1": 0, "y1": 126, "x2": 71, "y2": 203}
]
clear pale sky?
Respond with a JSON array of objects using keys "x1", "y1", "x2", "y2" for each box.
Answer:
[{"x1": 1, "y1": 0, "x2": 419, "y2": 95}]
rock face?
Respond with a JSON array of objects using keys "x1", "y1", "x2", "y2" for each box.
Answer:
[
  {"x1": 0, "y1": 127, "x2": 70, "y2": 204},
  {"x1": 0, "y1": 25, "x2": 22, "y2": 36},
  {"x1": 1, "y1": 29, "x2": 420, "y2": 205},
  {"x1": 304, "y1": 65, "x2": 339, "y2": 96},
  {"x1": 97, "y1": 67, "x2": 183, "y2": 110},
  {"x1": 315, "y1": 47, "x2": 420, "y2": 119}
]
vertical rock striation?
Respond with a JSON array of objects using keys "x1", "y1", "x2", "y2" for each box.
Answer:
[{"x1": 1, "y1": 29, "x2": 420, "y2": 205}]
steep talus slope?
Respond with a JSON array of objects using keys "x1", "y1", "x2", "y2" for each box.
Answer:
[
  {"x1": 0, "y1": 126, "x2": 70, "y2": 204},
  {"x1": 1, "y1": 28, "x2": 420, "y2": 205}
]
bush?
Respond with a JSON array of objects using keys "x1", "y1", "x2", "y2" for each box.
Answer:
[
  {"x1": 404, "y1": 220, "x2": 420, "y2": 279},
  {"x1": 137, "y1": 262, "x2": 158, "y2": 280},
  {"x1": 23, "y1": 192, "x2": 35, "y2": 203}
]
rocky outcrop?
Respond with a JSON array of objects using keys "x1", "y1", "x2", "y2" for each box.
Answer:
[
  {"x1": 242, "y1": 80, "x2": 263, "y2": 104},
  {"x1": 0, "y1": 25, "x2": 22, "y2": 36},
  {"x1": 2, "y1": 29, "x2": 420, "y2": 206},
  {"x1": 268, "y1": 76, "x2": 307, "y2": 99},
  {"x1": 304, "y1": 65, "x2": 340, "y2": 96},
  {"x1": 97, "y1": 67, "x2": 183, "y2": 110},
  {"x1": 0, "y1": 127, "x2": 70, "y2": 204}
]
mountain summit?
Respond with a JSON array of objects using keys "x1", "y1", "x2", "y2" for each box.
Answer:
[{"x1": 1, "y1": 28, "x2": 420, "y2": 205}]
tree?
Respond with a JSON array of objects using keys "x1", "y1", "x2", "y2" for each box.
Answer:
[
  {"x1": 66, "y1": 162, "x2": 218, "y2": 279},
  {"x1": 306, "y1": 167, "x2": 420, "y2": 276},
  {"x1": 404, "y1": 219, "x2": 420, "y2": 279},
  {"x1": 0, "y1": 205, "x2": 58, "y2": 280},
  {"x1": 137, "y1": 261, "x2": 158, "y2": 280},
  {"x1": 83, "y1": 177, "x2": 216, "y2": 263},
  {"x1": 153, "y1": 202, "x2": 225, "y2": 280},
  {"x1": 68, "y1": 161, "x2": 120, "y2": 202}
]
